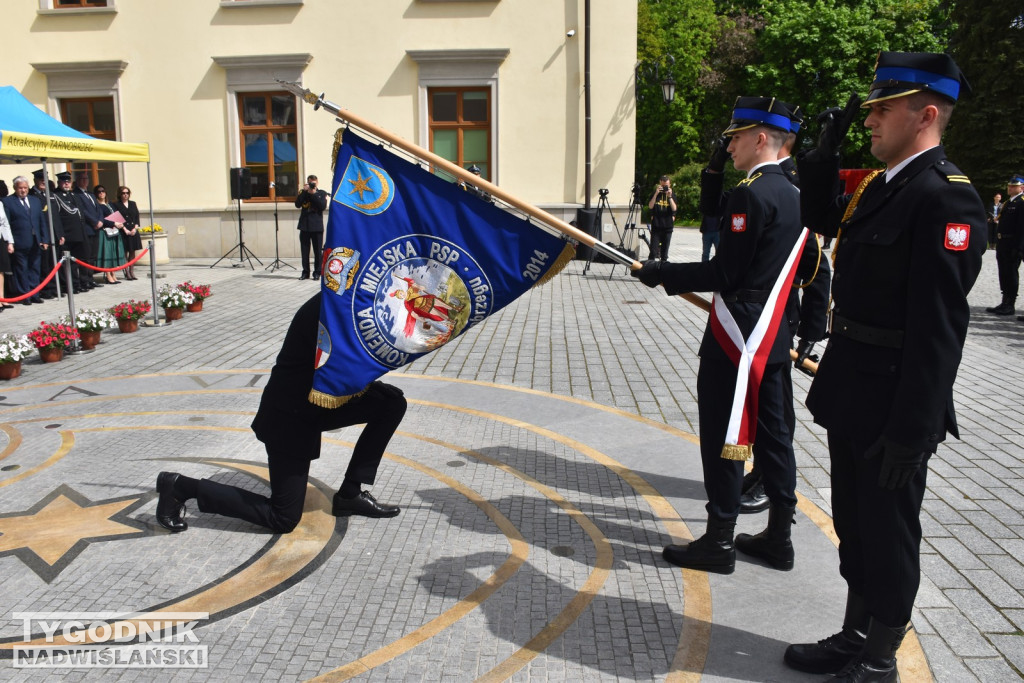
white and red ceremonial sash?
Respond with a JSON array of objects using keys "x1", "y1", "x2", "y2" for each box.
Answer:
[{"x1": 709, "y1": 228, "x2": 808, "y2": 460}]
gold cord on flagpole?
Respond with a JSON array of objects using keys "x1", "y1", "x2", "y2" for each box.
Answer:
[{"x1": 331, "y1": 128, "x2": 345, "y2": 172}]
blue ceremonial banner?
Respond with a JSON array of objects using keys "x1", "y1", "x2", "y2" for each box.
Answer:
[{"x1": 310, "y1": 129, "x2": 573, "y2": 406}]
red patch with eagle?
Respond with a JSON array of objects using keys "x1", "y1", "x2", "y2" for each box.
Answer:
[
  {"x1": 944, "y1": 223, "x2": 969, "y2": 251},
  {"x1": 731, "y1": 214, "x2": 747, "y2": 232}
]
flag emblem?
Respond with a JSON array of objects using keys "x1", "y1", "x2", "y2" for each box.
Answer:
[
  {"x1": 731, "y1": 214, "x2": 747, "y2": 232},
  {"x1": 334, "y1": 156, "x2": 394, "y2": 215},
  {"x1": 324, "y1": 246, "x2": 360, "y2": 294},
  {"x1": 315, "y1": 321, "x2": 332, "y2": 369},
  {"x1": 944, "y1": 223, "x2": 969, "y2": 251}
]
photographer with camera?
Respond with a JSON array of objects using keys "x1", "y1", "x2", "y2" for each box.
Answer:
[
  {"x1": 295, "y1": 174, "x2": 328, "y2": 281},
  {"x1": 647, "y1": 175, "x2": 676, "y2": 261}
]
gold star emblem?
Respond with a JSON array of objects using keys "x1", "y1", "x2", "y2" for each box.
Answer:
[
  {"x1": 347, "y1": 171, "x2": 374, "y2": 202},
  {"x1": 0, "y1": 485, "x2": 151, "y2": 582}
]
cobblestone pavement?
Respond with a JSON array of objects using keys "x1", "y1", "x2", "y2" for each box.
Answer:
[{"x1": 0, "y1": 229, "x2": 1021, "y2": 681}]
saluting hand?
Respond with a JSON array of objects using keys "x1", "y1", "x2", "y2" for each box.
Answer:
[
  {"x1": 809, "y1": 92, "x2": 862, "y2": 161},
  {"x1": 707, "y1": 135, "x2": 730, "y2": 173}
]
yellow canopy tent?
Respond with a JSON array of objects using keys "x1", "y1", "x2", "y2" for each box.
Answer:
[{"x1": 0, "y1": 85, "x2": 161, "y2": 331}]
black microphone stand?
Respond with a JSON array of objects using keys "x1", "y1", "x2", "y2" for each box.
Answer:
[{"x1": 265, "y1": 183, "x2": 293, "y2": 272}]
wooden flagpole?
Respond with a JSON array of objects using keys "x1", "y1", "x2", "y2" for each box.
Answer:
[{"x1": 279, "y1": 81, "x2": 817, "y2": 374}]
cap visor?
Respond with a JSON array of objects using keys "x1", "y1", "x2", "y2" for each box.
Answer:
[{"x1": 862, "y1": 87, "x2": 922, "y2": 106}]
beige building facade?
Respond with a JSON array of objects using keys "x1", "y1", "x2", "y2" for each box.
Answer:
[{"x1": 0, "y1": 0, "x2": 638, "y2": 260}]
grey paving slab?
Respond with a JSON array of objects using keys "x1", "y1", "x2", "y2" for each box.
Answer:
[{"x1": 0, "y1": 231, "x2": 1021, "y2": 680}]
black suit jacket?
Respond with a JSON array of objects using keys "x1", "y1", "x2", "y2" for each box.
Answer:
[
  {"x1": 661, "y1": 163, "x2": 804, "y2": 365},
  {"x1": 798, "y1": 146, "x2": 986, "y2": 451}
]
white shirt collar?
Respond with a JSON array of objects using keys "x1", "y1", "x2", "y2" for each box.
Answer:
[
  {"x1": 885, "y1": 146, "x2": 938, "y2": 182},
  {"x1": 747, "y1": 160, "x2": 780, "y2": 177}
]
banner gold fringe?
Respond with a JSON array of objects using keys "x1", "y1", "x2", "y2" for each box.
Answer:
[
  {"x1": 331, "y1": 128, "x2": 345, "y2": 172},
  {"x1": 720, "y1": 443, "x2": 753, "y2": 461},
  {"x1": 533, "y1": 242, "x2": 576, "y2": 288}
]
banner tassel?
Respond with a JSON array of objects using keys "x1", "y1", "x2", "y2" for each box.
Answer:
[{"x1": 533, "y1": 242, "x2": 576, "y2": 287}]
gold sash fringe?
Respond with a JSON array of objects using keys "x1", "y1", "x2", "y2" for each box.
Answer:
[{"x1": 721, "y1": 443, "x2": 753, "y2": 461}]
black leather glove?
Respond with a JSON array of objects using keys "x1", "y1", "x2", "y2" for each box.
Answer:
[
  {"x1": 369, "y1": 380, "x2": 404, "y2": 399},
  {"x1": 865, "y1": 436, "x2": 927, "y2": 490},
  {"x1": 630, "y1": 260, "x2": 662, "y2": 288},
  {"x1": 808, "y1": 92, "x2": 862, "y2": 161},
  {"x1": 794, "y1": 338, "x2": 818, "y2": 377},
  {"x1": 707, "y1": 135, "x2": 730, "y2": 173}
]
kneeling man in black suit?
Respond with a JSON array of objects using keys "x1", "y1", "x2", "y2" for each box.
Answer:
[{"x1": 155, "y1": 293, "x2": 406, "y2": 533}]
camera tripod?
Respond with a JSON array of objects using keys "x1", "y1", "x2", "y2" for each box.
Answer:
[
  {"x1": 265, "y1": 188, "x2": 294, "y2": 273},
  {"x1": 583, "y1": 189, "x2": 643, "y2": 279}
]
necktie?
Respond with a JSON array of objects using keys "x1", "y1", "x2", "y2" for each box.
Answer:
[{"x1": 22, "y1": 198, "x2": 29, "y2": 212}]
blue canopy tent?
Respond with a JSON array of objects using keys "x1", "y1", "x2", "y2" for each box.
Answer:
[{"x1": 0, "y1": 85, "x2": 161, "y2": 332}]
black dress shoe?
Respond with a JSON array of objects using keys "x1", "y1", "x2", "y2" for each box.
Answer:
[
  {"x1": 31, "y1": 296, "x2": 44, "y2": 304},
  {"x1": 332, "y1": 491, "x2": 400, "y2": 518},
  {"x1": 41, "y1": 292, "x2": 57, "y2": 300},
  {"x1": 298, "y1": 273, "x2": 309, "y2": 280},
  {"x1": 156, "y1": 472, "x2": 189, "y2": 532},
  {"x1": 21, "y1": 299, "x2": 32, "y2": 306},
  {"x1": 739, "y1": 480, "x2": 769, "y2": 513},
  {"x1": 312, "y1": 272, "x2": 322, "y2": 280},
  {"x1": 1, "y1": 303, "x2": 13, "y2": 309}
]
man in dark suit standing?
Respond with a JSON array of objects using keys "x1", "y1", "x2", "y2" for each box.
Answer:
[
  {"x1": 787, "y1": 52, "x2": 985, "y2": 680},
  {"x1": 987, "y1": 192, "x2": 1002, "y2": 248},
  {"x1": 987, "y1": 176, "x2": 1024, "y2": 315},
  {"x1": 633, "y1": 96, "x2": 806, "y2": 576},
  {"x1": 295, "y1": 174, "x2": 328, "y2": 280},
  {"x1": 154, "y1": 292, "x2": 407, "y2": 534},
  {"x1": 2, "y1": 176, "x2": 47, "y2": 304},
  {"x1": 74, "y1": 171, "x2": 105, "y2": 288}
]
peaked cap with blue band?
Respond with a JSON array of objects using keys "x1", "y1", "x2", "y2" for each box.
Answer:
[
  {"x1": 862, "y1": 51, "x2": 970, "y2": 106},
  {"x1": 778, "y1": 101, "x2": 803, "y2": 134},
  {"x1": 1009, "y1": 175, "x2": 1024, "y2": 187},
  {"x1": 723, "y1": 96, "x2": 793, "y2": 135}
]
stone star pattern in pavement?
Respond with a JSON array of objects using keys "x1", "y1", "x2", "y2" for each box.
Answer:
[{"x1": 0, "y1": 484, "x2": 152, "y2": 582}]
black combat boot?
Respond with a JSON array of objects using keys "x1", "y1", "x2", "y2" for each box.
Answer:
[
  {"x1": 827, "y1": 619, "x2": 907, "y2": 682},
  {"x1": 662, "y1": 516, "x2": 735, "y2": 574},
  {"x1": 735, "y1": 503, "x2": 795, "y2": 569},
  {"x1": 784, "y1": 590, "x2": 868, "y2": 674},
  {"x1": 988, "y1": 296, "x2": 1016, "y2": 315}
]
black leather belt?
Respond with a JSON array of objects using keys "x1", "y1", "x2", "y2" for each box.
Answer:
[
  {"x1": 831, "y1": 314, "x2": 904, "y2": 349},
  {"x1": 721, "y1": 289, "x2": 771, "y2": 303}
]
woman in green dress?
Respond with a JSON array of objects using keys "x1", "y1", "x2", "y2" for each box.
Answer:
[{"x1": 93, "y1": 185, "x2": 125, "y2": 285}]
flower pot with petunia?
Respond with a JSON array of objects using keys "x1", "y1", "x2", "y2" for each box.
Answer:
[
  {"x1": 27, "y1": 321, "x2": 80, "y2": 363},
  {"x1": 158, "y1": 284, "x2": 194, "y2": 322},
  {"x1": 0, "y1": 333, "x2": 35, "y2": 379}
]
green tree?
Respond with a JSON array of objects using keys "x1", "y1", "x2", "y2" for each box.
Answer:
[
  {"x1": 636, "y1": 0, "x2": 719, "y2": 189},
  {"x1": 945, "y1": 5, "x2": 1024, "y2": 194},
  {"x1": 744, "y1": 0, "x2": 949, "y2": 168}
]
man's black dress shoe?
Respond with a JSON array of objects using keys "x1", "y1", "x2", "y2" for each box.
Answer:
[
  {"x1": 31, "y1": 296, "x2": 43, "y2": 304},
  {"x1": 41, "y1": 292, "x2": 57, "y2": 300},
  {"x1": 312, "y1": 272, "x2": 321, "y2": 280},
  {"x1": 332, "y1": 491, "x2": 400, "y2": 518},
  {"x1": 156, "y1": 472, "x2": 189, "y2": 532},
  {"x1": 21, "y1": 300, "x2": 32, "y2": 306},
  {"x1": 298, "y1": 273, "x2": 309, "y2": 280}
]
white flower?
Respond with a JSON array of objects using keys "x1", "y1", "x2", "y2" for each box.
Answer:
[
  {"x1": 0, "y1": 333, "x2": 36, "y2": 363},
  {"x1": 60, "y1": 309, "x2": 117, "y2": 333},
  {"x1": 158, "y1": 284, "x2": 195, "y2": 309}
]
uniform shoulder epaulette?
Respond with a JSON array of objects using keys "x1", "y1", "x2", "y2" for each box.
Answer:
[{"x1": 934, "y1": 159, "x2": 972, "y2": 185}]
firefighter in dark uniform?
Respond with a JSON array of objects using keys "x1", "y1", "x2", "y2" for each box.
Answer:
[
  {"x1": 700, "y1": 104, "x2": 832, "y2": 515},
  {"x1": 633, "y1": 96, "x2": 805, "y2": 575},
  {"x1": 986, "y1": 174, "x2": 1024, "y2": 315},
  {"x1": 52, "y1": 172, "x2": 92, "y2": 294},
  {"x1": 787, "y1": 52, "x2": 985, "y2": 681}
]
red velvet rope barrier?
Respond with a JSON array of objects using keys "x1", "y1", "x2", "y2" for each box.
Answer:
[
  {"x1": 0, "y1": 249, "x2": 149, "y2": 303},
  {"x1": 71, "y1": 249, "x2": 150, "y2": 274}
]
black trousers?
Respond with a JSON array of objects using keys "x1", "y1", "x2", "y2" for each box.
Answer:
[
  {"x1": 196, "y1": 389, "x2": 407, "y2": 532},
  {"x1": 648, "y1": 228, "x2": 673, "y2": 262},
  {"x1": 827, "y1": 431, "x2": 929, "y2": 627},
  {"x1": 697, "y1": 358, "x2": 797, "y2": 520},
  {"x1": 299, "y1": 230, "x2": 324, "y2": 276},
  {"x1": 995, "y1": 237, "x2": 1020, "y2": 301}
]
